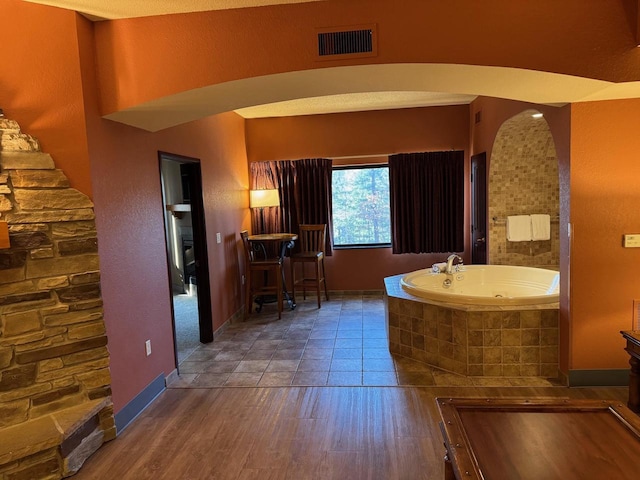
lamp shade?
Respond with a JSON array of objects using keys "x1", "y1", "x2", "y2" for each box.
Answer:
[{"x1": 250, "y1": 189, "x2": 280, "y2": 208}]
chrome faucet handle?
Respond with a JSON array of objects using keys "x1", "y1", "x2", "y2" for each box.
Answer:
[{"x1": 432, "y1": 262, "x2": 446, "y2": 273}]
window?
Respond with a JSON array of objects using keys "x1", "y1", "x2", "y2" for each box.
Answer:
[{"x1": 332, "y1": 165, "x2": 391, "y2": 247}]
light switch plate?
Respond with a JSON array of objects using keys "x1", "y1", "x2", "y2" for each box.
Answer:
[
  {"x1": 216, "y1": 232, "x2": 221, "y2": 244},
  {"x1": 623, "y1": 234, "x2": 640, "y2": 248}
]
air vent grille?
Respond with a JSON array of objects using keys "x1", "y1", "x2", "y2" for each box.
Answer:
[{"x1": 316, "y1": 24, "x2": 377, "y2": 60}]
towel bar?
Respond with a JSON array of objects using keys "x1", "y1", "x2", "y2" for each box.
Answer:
[{"x1": 492, "y1": 215, "x2": 559, "y2": 224}]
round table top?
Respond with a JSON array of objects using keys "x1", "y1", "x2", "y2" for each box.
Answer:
[{"x1": 248, "y1": 233, "x2": 298, "y2": 242}]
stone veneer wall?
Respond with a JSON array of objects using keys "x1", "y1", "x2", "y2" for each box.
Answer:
[
  {"x1": 488, "y1": 110, "x2": 560, "y2": 267},
  {"x1": 0, "y1": 117, "x2": 114, "y2": 478},
  {"x1": 385, "y1": 276, "x2": 559, "y2": 378}
]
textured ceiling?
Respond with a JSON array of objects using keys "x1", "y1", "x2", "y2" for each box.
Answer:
[{"x1": 23, "y1": 0, "x2": 328, "y2": 20}]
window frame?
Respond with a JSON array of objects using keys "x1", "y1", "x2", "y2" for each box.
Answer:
[{"x1": 331, "y1": 163, "x2": 392, "y2": 249}]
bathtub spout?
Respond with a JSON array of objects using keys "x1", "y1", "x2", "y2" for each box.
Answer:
[{"x1": 445, "y1": 254, "x2": 463, "y2": 274}]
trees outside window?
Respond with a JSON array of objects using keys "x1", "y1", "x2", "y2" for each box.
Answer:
[{"x1": 332, "y1": 165, "x2": 391, "y2": 247}]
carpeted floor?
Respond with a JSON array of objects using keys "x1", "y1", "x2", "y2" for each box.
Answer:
[{"x1": 172, "y1": 293, "x2": 201, "y2": 364}]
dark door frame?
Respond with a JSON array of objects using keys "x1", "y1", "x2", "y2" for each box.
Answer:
[
  {"x1": 159, "y1": 152, "x2": 214, "y2": 369},
  {"x1": 471, "y1": 152, "x2": 487, "y2": 264}
]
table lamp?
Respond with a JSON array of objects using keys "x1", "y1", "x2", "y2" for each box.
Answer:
[{"x1": 249, "y1": 188, "x2": 280, "y2": 233}]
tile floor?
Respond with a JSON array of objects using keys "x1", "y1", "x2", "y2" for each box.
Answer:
[{"x1": 168, "y1": 294, "x2": 558, "y2": 388}]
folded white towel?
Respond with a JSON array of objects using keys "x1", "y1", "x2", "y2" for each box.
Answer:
[
  {"x1": 531, "y1": 214, "x2": 551, "y2": 241},
  {"x1": 506, "y1": 215, "x2": 532, "y2": 241}
]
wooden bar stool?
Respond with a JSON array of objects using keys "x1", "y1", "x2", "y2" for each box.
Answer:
[
  {"x1": 240, "y1": 230, "x2": 283, "y2": 319},
  {"x1": 290, "y1": 224, "x2": 329, "y2": 308}
]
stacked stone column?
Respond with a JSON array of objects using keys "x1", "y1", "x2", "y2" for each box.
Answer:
[{"x1": 0, "y1": 117, "x2": 115, "y2": 479}]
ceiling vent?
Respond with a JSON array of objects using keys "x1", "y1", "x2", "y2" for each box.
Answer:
[{"x1": 316, "y1": 24, "x2": 377, "y2": 60}]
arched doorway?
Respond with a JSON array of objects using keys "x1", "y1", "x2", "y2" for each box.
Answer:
[{"x1": 488, "y1": 110, "x2": 560, "y2": 268}]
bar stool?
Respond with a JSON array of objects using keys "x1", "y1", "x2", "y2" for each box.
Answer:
[
  {"x1": 240, "y1": 230, "x2": 283, "y2": 319},
  {"x1": 290, "y1": 224, "x2": 329, "y2": 308}
]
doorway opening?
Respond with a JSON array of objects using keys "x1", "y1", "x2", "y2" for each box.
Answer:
[
  {"x1": 471, "y1": 152, "x2": 487, "y2": 264},
  {"x1": 159, "y1": 152, "x2": 213, "y2": 368}
]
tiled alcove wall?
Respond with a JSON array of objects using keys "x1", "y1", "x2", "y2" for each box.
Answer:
[{"x1": 488, "y1": 110, "x2": 560, "y2": 267}]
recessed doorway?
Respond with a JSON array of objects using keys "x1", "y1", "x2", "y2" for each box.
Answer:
[{"x1": 159, "y1": 152, "x2": 213, "y2": 368}]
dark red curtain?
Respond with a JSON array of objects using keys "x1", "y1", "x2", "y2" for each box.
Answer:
[
  {"x1": 249, "y1": 160, "x2": 286, "y2": 234},
  {"x1": 250, "y1": 158, "x2": 333, "y2": 255},
  {"x1": 389, "y1": 151, "x2": 464, "y2": 254}
]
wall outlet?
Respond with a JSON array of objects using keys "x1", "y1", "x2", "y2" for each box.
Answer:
[
  {"x1": 216, "y1": 232, "x2": 221, "y2": 244},
  {"x1": 145, "y1": 340, "x2": 152, "y2": 356}
]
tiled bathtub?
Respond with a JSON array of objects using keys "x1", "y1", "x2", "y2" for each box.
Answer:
[{"x1": 384, "y1": 274, "x2": 559, "y2": 378}]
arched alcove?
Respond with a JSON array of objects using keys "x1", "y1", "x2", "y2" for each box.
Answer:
[{"x1": 488, "y1": 110, "x2": 560, "y2": 267}]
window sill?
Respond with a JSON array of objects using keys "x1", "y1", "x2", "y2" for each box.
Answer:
[{"x1": 333, "y1": 244, "x2": 391, "y2": 250}]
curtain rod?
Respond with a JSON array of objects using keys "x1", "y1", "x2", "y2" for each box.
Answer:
[
  {"x1": 330, "y1": 154, "x2": 392, "y2": 160},
  {"x1": 331, "y1": 149, "x2": 462, "y2": 160}
]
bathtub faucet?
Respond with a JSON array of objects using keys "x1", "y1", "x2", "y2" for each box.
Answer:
[{"x1": 445, "y1": 254, "x2": 463, "y2": 274}]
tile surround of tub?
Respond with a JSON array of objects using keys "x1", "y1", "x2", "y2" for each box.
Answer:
[{"x1": 385, "y1": 276, "x2": 559, "y2": 379}]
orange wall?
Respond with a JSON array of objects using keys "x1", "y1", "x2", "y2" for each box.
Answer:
[
  {"x1": 86, "y1": 112, "x2": 248, "y2": 412},
  {"x1": 246, "y1": 106, "x2": 470, "y2": 162},
  {"x1": 570, "y1": 99, "x2": 640, "y2": 370},
  {"x1": 2, "y1": 3, "x2": 250, "y2": 414},
  {"x1": 93, "y1": 0, "x2": 639, "y2": 115},
  {"x1": 0, "y1": 0, "x2": 93, "y2": 196},
  {"x1": 246, "y1": 106, "x2": 470, "y2": 290},
  {"x1": 81, "y1": 14, "x2": 249, "y2": 410}
]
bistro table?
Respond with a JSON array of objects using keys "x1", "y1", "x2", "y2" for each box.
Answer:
[
  {"x1": 621, "y1": 330, "x2": 640, "y2": 413},
  {"x1": 247, "y1": 233, "x2": 298, "y2": 311}
]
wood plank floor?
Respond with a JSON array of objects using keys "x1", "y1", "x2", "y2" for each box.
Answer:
[{"x1": 74, "y1": 385, "x2": 628, "y2": 479}]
